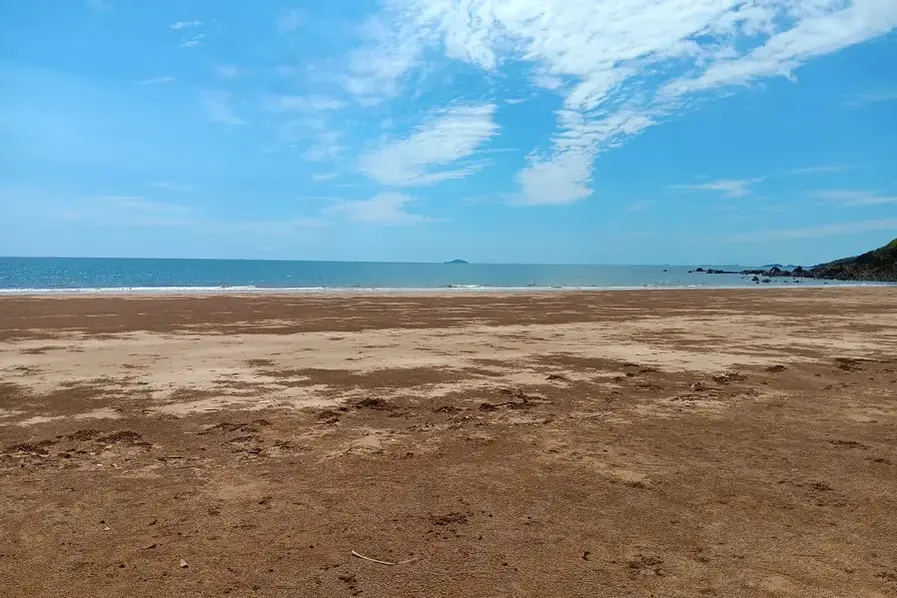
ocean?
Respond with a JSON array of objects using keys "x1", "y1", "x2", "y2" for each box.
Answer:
[{"x1": 0, "y1": 256, "x2": 845, "y2": 293}]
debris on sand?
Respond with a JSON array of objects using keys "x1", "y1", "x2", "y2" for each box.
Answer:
[
  {"x1": 429, "y1": 512, "x2": 469, "y2": 526},
  {"x1": 63, "y1": 429, "x2": 100, "y2": 441},
  {"x1": 7, "y1": 441, "x2": 53, "y2": 456},
  {"x1": 834, "y1": 357, "x2": 864, "y2": 372},
  {"x1": 350, "y1": 550, "x2": 417, "y2": 566},
  {"x1": 480, "y1": 388, "x2": 546, "y2": 411},
  {"x1": 626, "y1": 554, "x2": 664, "y2": 576},
  {"x1": 317, "y1": 409, "x2": 343, "y2": 424},
  {"x1": 198, "y1": 422, "x2": 257, "y2": 435},
  {"x1": 354, "y1": 397, "x2": 394, "y2": 411},
  {"x1": 711, "y1": 371, "x2": 747, "y2": 384}
]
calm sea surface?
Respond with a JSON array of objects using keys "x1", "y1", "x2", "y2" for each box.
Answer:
[{"x1": 0, "y1": 257, "x2": 848, "y2": 293}]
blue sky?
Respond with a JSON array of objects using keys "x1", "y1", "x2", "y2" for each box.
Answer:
[{"x1": 1, "y1": 0, "x2": 896, "y2": 265}]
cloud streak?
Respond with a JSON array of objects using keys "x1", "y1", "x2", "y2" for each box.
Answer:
[
  {"x1": 265, "y1": 95, "x2": 346, "y2": 112},
  {"x1": 731, "y1": 219, "x2": 897, "y2": 242},
  {"x1": 303, "y1": 132, "x2": 344, "y2": 161},
  {"x1": 201, "y1": 93, "x2": 246, "y2": 126},
  {"x1": 671, "y1": 178, "x2": 764, "y2": 198},
  {"x1": 149, "y1": 181, "x2": 192, "y2": 193},
  {"x1": 815, "y1": 189, "x2": 897, "y2": 206},
  {"x1": 171, "y1": 21, "x2": 203, "y2": 30},
  {"x1": 181, "y1": 34, "x2": 204, "y2": 48},
  {"x1": 52, "y1": 196, "x2": 195, "y2": 228},
  {"x1": 215, "y1": 65, "x2": 239, "y2": 79},
  {"x1": 312, "y1": 173, "x2": 338, "y2": 182},
  {"x1": 360, "y1": 104, "x2": 498, "y2": 187},
  {"x1": 278, "y1": 10, "x2": 303, "y2": 32},
  {"x1": 843, "y1": 87, "x2": 897, "y2": 107},
  {"x1": 135, "y1": 76, "x2": 174, "y2": 85},
  {"x1": 324, "y1": 192, "x2": 431, "y2": 224},
  {"x1": 789, "y1": 165, "x2": 854, "y2": 175}
]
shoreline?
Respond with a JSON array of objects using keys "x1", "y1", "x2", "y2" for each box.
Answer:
[{"x1": 0, "y1": 280, "x2": 889, "y2": 297}]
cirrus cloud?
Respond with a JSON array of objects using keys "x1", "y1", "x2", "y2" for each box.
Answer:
[
  {"x1": 359, "y1": 104, "x2": 498, "y2": 187},
  {"x1": 323, "y1": 192, "x2": 431, "y2": 224},
  {"x1": 341, "y1": 0, "x2": 897, "y2": 205}
]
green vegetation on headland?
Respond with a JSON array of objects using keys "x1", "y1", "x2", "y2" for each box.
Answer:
[{"x1": 695, "y1": 238, "x2": 897, "y2": 283}]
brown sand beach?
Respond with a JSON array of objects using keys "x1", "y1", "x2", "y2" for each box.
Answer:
[{"x1": 1, "y1": 288, "x2": 896, "y2": 597}]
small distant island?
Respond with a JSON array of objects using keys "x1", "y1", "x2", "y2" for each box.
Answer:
[
  {"x1": 444, "y1": 259, "x2": 470, "y2": 264},
  {"x1": 694, "y1": 237, "x2": 897, "y2": 282}
]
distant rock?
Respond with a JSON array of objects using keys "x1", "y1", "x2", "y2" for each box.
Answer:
[
  {"x1": 693, "y1": 267, "x2": 738, "y2": 274},
  {"x1": 444, "y1": 259, "x2": 469, "y2": 264},
  {"x1": 705, "y1": 268, "x2": 739, "y2": 274}
]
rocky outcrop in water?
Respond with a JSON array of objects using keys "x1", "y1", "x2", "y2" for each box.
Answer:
[{"x1": 703, "y1": 238, "x2": 897, "y2": 283}]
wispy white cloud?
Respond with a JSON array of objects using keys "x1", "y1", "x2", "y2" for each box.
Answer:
[
  {"x1": 343, "y1": 14, "x2": 429, "y2": 103},
  {"x1": 214, "y1": 65, "x2": 240, "y2": 79},
  {"x1": 514, "y1": 150, "x2": 593, "y2": 206},
  {"x1": 789, "y1": 164, "x2": 854, "y2": 175},
  {"x1": 200, "y1": 217, "x2": 328, "y2": 235},
  {"x1": 303, "y1": 131, "x2": 344, "y2": 161},
  {"x1": 843, "y1": 87, "x2": 897, "y2": 107},
  {"x1": 815, "y1": 189, "x2": 897, "y2": 206},
  {"x1": 661, "y1": 4, "x2": 897, "y2": 98},
  {"x1": 265, "y1": 98, "x2": 344, "y2": 157},
  {"x1": 731, "y1": 219, "x2": 897, "y2": 242},
  {"x1": 324, "y1": 192, "x2": 431, "y2": 224},
  {"x1": 170, "y1": 21, "x2": 203, "y2": 30},
  {"x1": 109, "y1": 197, "x2": 194, "y2": 214},
  {"x1": 312, "y1": 173, "x2": 338, "y2": 182},
  {"x1": 360, "y1": 104, "x2": 498, "y2": 187},
  {"x1": 516, "y1": 108, "x2": 655, "y2": 204},
  {"x1": 278, "y1": 9, "x2": 303, "y2": 32},
  {"x1": 149, "y1": 181, "x2": 192, "y2": 193},
  {"x1": 5, "y1": 189, "x2": 328, "y2": 236},
  {"x1": 275, "y1": 65, "x2": 301, "y2": 78},
  {"x1": 344, "y1": 0, "x2": 897, "y2": 204},
  {"x1": 181, "y1": 33, "x2": 205, "y2": 48},
  {"x1": 626, "y1": 200, "x2": 655, "y2": 212},
  {"x1": 265, "y1": 95, "x2": 346, "y2": 112},
  {"x1": 532, "y1": 72, "x2": 565, "y2": 91},
  {"x1": 671, "y1": 177, "x2": 764, "y2": 198},
  {"x1": 53, "y1": 196, "x2": 195, "y2": 227},
  {"x1": 201, "y1": 92, "x2": 246, "y2": 126},
  {"x1": 135, "y1": 76, "x2": 174, "y2": 85}
]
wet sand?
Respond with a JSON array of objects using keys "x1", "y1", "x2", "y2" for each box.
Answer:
[{"x1": 1, "y1": 288, "x2": 896, "y2": 597}]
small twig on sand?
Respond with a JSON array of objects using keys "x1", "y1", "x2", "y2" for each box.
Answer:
[{"x1": 351, "y1": 551, "x2": 417, "y2": 566}]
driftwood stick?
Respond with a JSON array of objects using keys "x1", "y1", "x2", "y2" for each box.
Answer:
[
  {"x1": 350, "y1": 551, "x2": 417, "y2": 566},
  {"x1": 351, "y1": 551, "x2": 396, "y2": 565}
]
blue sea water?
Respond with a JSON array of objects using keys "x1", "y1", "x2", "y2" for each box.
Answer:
[{"x1": 0, "y1": 256, "x2": 840, "y2": 293}]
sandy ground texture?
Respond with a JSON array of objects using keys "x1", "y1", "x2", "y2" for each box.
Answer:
[{"x1": 1, "y1": 288, "x2": 896, "y2": 597}]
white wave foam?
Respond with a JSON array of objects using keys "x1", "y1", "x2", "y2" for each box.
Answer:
[{"x1": 0, "y1": 281, "x2": 884, "y2": 296}]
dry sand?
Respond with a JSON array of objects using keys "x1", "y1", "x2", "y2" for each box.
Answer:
[{"x1": 1, "y1": 288, "x2": 896, "y2": 597}]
